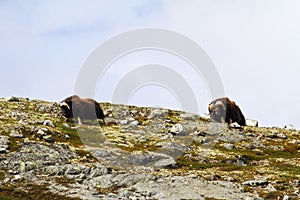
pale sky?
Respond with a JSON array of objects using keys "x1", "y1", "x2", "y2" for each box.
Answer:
[{"x1": 1, "y1": 0, "x2": 300, "y2": 128}]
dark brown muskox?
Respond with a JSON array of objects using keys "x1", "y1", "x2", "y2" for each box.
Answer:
[
  {"x1": 208, "y1": 97, "x2": 246, "y2": 126},
  {"x1": 60, "y1": 95, "x2": 105, "y2": 124}
]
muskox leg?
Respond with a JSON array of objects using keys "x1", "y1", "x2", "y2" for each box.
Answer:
[
  {"x1": 77, "y1": 117, "x2": 82, "y2": 125},
  {"x1": 220, "y1": 116, "x2": 226, "y2": 123}
]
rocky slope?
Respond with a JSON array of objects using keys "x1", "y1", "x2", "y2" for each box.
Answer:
[{"x1": 0, "y1": 96, "x2": 299, "y2": 200}]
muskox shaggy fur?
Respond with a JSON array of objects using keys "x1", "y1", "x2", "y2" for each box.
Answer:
[
  {"x1": 60, "y1": 95, "x2": 105, "y2": 124},
  {"x1": 208, "y1": 97, "x2": 246, "y2": 126}
]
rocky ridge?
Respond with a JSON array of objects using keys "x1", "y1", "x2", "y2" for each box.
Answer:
[{"x1": 0, "y1": 96, "x2": 299, "y2": 199}]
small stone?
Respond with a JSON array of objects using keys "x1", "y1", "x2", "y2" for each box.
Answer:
[
  {"x1": 120, "y1": 119, "x2": 128, "y2": 125},
  {"x1": 18, "y1": 120, "x2": 27, "y2": 125},
  {"x1": 0, "y1": 136, "x2": 9, "y2": 145},
  {"x1": 160, "y1": 133, "x2": 173, "y2": 140},
  {"x1": 11, "y1": 175, "x2": 22, "y2": 182},
  {"x1": 0, "y1": 147, "x2": 8, "y2": 153},
  {"x1": 277, "y1": 133, "x2": 287, "y2": 139},
  {"x1": 62, "y1": 123, "x2": 70, "y2": 128},
  {"x1": 19, "y1": 162, "x2": 26, "y2": 173},
  {"x1": 65, "y1": 134, "x2": 70, "y2": 139},
  {"x1": 170, "y1": 124, "x2": 183, "y2": 135},
  {"x1": 292, "y1": 139, "x2": 298, "y2": 144},
  {"x1": 43, "y1": 120, "x2": 55, "y2": 127},
  {"x1": 229, "y1": 122, "x2": 241, "y2": 128},
  {"x1": 120, "y1": 189, "x2": 129, "y2": 197},
  {"x1": 5, "y1": 96, "x2": 19, "y2": 102},
  {"x1": 242, "y1": 179, "x2": 268, "y2": 187},
  {"x1": 37, "y1": 128, "x2": 48, "y2": 136},
  {"x1": 37, "y1": 129, "x2": 46, "y2": 135},
  {"x1": 38, "y1": 106, "x2": 45, "y2": 112},
  {"x1": 293, "y1": 189, "x2": 300, "y2": 195},
  {"x1": 265, "y1": 183, "x2": 277, "y2": 192},
  {"x1": 3, "y1": 178, "x2": 10, "y2": 183},
  {"x1": 283, "y1": 195, "x2": 290, "y2": 200},
  {"x1": 43, "y1": 135, "x2": 54, "y2": 143},
  {"x1": 224, "y1": 176, "x2": 235, "y2": 182},
  {"x1": 23, "y1": 137, "x2": 30, "y2": 143},
  {"x1": 267, "y1": 131, "x2": 287, "y2": 139},
  {"x1": 9, "y1": 130, "x2": 24, "y2": 138},
  {"x1": 222, "y1": 143, "x2": 235, "y2": 150},
  {"x1": 130, "y1": 120, "x2": 139, "y2": 126},
  {"x1": 246, "y1": 119, "x2": 259, "y2": 127}
]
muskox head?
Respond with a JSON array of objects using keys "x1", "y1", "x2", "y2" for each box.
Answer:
[
  {"x1": 60, "y1": 95, "x2": 105, "y2": 124},
  {"x1": 208, "y1": 97, "x2": 246, "y2": 126}
]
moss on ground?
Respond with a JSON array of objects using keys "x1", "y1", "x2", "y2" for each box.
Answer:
[{"x1": 0, "y1": 183, "x2": 80, "y2": 200}]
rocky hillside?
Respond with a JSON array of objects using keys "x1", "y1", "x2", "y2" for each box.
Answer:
[{"x1": 0, "y1": 96, "x2": 299, "y2": 200}]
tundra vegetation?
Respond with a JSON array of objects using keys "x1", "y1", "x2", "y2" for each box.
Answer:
[{"x1": 0, "y1": 97, "x2": 299, "y2": 199}]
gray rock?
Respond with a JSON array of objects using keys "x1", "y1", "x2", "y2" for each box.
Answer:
[
  {"x1": 89, "y1": 164, "x2": 111, "y2": 178},
  {"x1": 43, "y1": 135, "x2": 54, "y2": 143},
  {"x1": 222, "y1": 143, "x2": 235, "y2": 150},
  {"x1": 242, "y1": 179, "x2": 268, "y2": 187},
  {"x1": 180, "y1": 113, "x2": 198, "y2": 120},
  {"x1": 267, "y1": 131, "x2": 287, "y2": 139},
  {"x1": 0, "y1": 147, "x2": 8, "y2": 153},
  {"x1": 18, "y1": 120, "x2": 28, "y2": 125},
  {"x1": 229, "y1": 122, "x2": 241, "y2": 128},
  {"x1": 37, "y1": 128, "x2": 48, "y2": 136},
  {"x1": 65, "y1": 134, "x2": 70, "y2": 139},
  {"x1": 3, "y1": 178, "x2": 10, "y2": 183},
  {"x1": 0, "y1": 143, "x2": 77, "y2": 173},
  {"x1": 119, "y1": 119, "x2": 128, "y2": 125},
  {"x1": 132, "y1": 176, "x2": 258, "y2": 200},
  {"x1": 224, "y1": 176, "x2": 235, "y2": 182},
  {"x1": 283, "y1": 195, "x2": 290, "y2": 200},
  {"x1": 169, "y1": 124, "x2": 183, "y2": 135},
  {"x1": 9, "y1": 130, "x2": 24, "y2": 138},
  {"x1": 130, "y1": 120, "x2": 139, "y2": 126},
  {"x1": 91, "y1": 149, "x2": 176, "y2": 169},
  {"x1": 0, "y1": 135, "x2": 9, "y2": 146},
  {"x1": 65, "y1": 164, "x2": 90, "y2": 176},
  {"x1": 43, "y1": 120, "x2": 55, "y2": 127},
  {"x1": 148, "y1": 108, "x2": 168, "y2": 119},
  {"x1": 90, "y1": 174, "x2": 114, "y2": 188},
  {"x1": 277, "y1": 133, "x2": 287, "y2": 139},
  {"x1": 62, "y1": 123, "x2": 70, "y2": 128},
  {"x1": 292, "y1": 139, "x2": 298, "y2": 144},
  {"x1": 265, "y1": 183, "x2": 277, "y2": 192}
]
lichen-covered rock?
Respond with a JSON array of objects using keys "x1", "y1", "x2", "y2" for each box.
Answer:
[{"x1": 0, "y1": 135, "x2": 9, "y2": 153}]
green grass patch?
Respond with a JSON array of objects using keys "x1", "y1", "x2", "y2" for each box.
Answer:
[
  {"x1": 176, "y1": 155, "x2": 226, "y2": 170},
  {"x1": 117, "y1": 140, "x2": 161, "y2": 153},
  {"x1": 263, "y1": 147, "x2": 300, "y2": 159}
]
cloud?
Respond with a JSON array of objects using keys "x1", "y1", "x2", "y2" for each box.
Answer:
[
  {"x1": 0, "y1": 0, "x2": 164, "y2": 101},
  {"x1": 1, "y1": 0, "x2": 300, "y2": 127}
]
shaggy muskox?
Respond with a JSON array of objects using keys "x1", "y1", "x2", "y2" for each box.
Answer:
[
  {"x1": 60, "y1": 95, "x2": 105, "y2": 124},
  {"x1": 208, "y1": 97, "x2": 246, "y2": 126}
]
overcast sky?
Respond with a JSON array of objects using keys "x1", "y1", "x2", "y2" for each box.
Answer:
[{"x1": 1, "y1": 0, "x2": 300, "y2": 128}]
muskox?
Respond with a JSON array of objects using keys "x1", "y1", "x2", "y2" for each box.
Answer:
[
  {"x1": 60, "y1": 95, "x2": 105, "y2": 124},
  {"x1": 208, "y1": 97, "x2": 246, "y2": 126}
]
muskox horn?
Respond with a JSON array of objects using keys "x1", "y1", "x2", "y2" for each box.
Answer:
[{"x1": 59, "y1": 102, "x2": 70, "y2": 110}]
